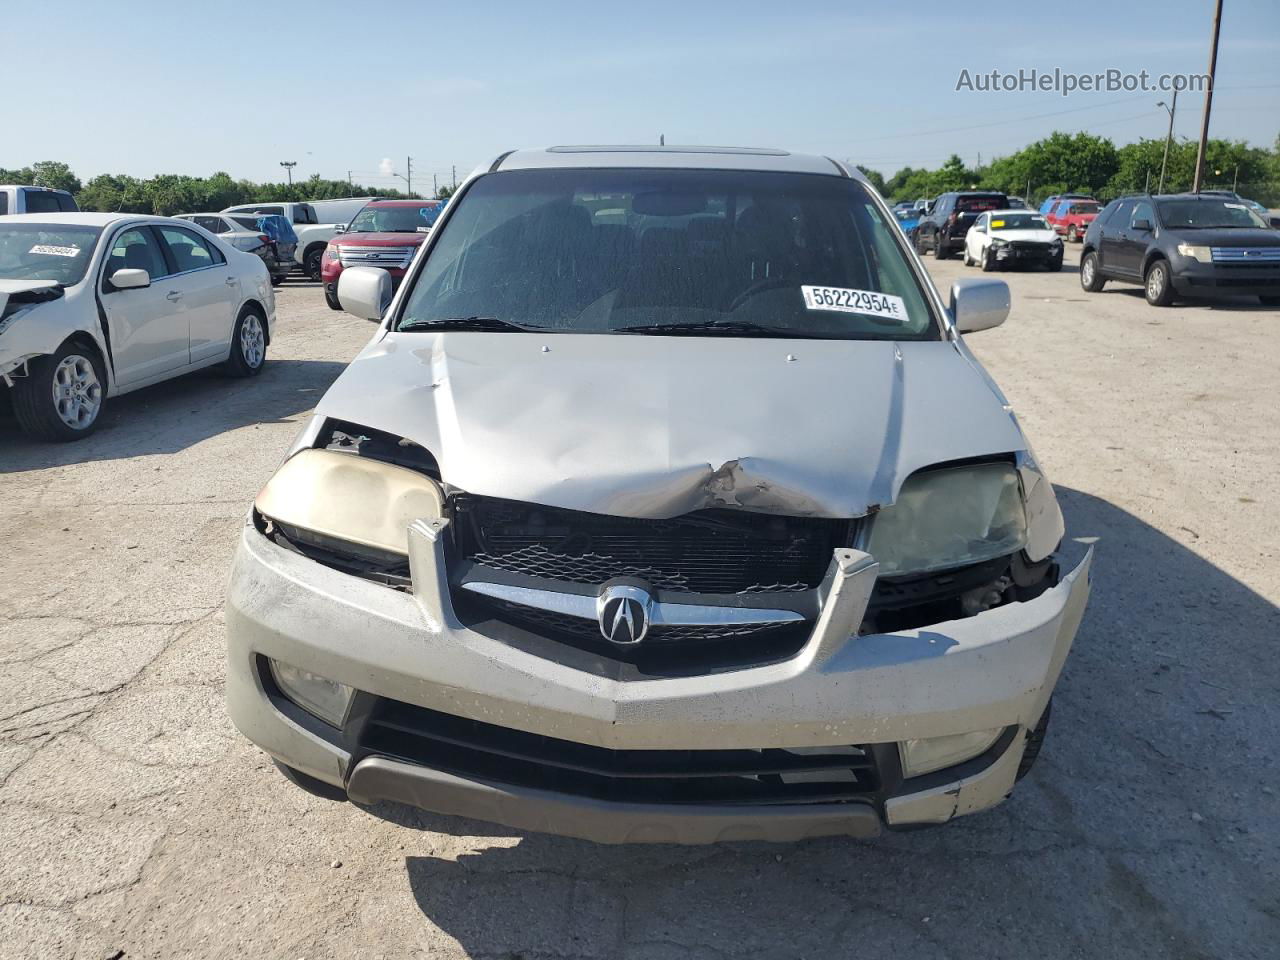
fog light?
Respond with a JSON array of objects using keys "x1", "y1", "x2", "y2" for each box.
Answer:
[
  {"x1": 268, "y1": 659, "x2": 354, "y2": 728},
  {"x1": 899, "y1": 728, "x2": 1003, "y2": 778}
]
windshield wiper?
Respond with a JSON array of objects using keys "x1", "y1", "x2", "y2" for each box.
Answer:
[
  {"x1": 397, "y1": 315, "x2": 539, "y2": 333},
  {"x1": 614, "y1": 320, "x2": 789, "y2": 337}
]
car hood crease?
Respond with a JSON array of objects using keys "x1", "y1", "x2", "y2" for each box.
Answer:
[{"x1": 313, "y1": 332, "x2": 1028, "y2": 519}]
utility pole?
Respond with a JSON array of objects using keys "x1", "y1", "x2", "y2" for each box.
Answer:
[
  {"x1": 1232, "y1": 164, "x2": 1239, "y2": 192},
  {"x1": 433, "y1": 173, "x2": 438, "y2": 197},
  {"x1": 1192, "y1": 0, "x2": 1224, "y2": 193},
  {"x1": 1157, "y1": 90, "x2": 1177, "y2": 194},
  {"x1": 660, "y1": 133, "x2": 665, "y2": 146},
  {"x1": 452, "y1": 165, "x2": 457, "y2": 190},
  {"x1": 280, "y1": 160, "x2": 297, "y2": 186},
  {"x1": 406, "y1": 156, "x2": 413, "y2": 196},
  {"x1": 1145, "y1": 169, "x2": 1151, "y2": 193},
  {"x1": 347, "y1": 170, "x2": 353, "y2": 188}
]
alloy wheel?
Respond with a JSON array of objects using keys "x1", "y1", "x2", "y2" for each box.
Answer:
[{"x1": 51, "y1": 354, "x2": 102, "y2": 430}]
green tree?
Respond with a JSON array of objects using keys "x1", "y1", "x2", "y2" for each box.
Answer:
[
  {"x1": 855, "y1": 165, "x2": 887, "y2": 195},
  {"x1": 31, "y1": 160, "x2": 81, "y2": 193}
]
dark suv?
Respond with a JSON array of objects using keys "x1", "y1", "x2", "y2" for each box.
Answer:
[
  {"x1": 915, "y1": 192, "x2": 1008, "y2": 260},
  {"x1": 1080, "y1": 193, "x2": 1280, "y2": 307}
]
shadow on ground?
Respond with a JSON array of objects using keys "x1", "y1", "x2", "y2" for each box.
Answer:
[
  {"x1": 0, "y1": 359, "x2": 348, "y2": 473},
  {"x1": 353, "y1": 485, "x2": 1279, "y2": 958}
]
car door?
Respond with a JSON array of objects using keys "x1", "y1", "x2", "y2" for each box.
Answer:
[
  {"x1": 968, "y1": 213, "x2": 988, "y2": 260},
  {"x1": 155, "y1": 224, "x2": 239, "y2": 364},
  {"x1": 1117, "y1": 200, "x2": 1156, "y2": 277},
  {"x1": 100, "y1": 225, "x2": 190, "y2": 386},
  {"x1": 1096, "y1": 199, "x2": 1134, "y2": 277}
]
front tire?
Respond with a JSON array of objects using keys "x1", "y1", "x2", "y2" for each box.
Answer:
[
  {"x1": 1080, "y1": 251, "x2": 1105, "y2": 291},
  {"x1": 1144, "y1": 259, "x2": 1175, "y2": 306},
  {"x1": 1047, "y1": 254, "x2": 1063, "y2": 272},
  {"x1": 224, "y1": 307, "x2": 268, "y2": 377},
  {"x1": 324, "y1": 284, "x2": 342, "y2": 311},
  {"x1": 934, "y1": 236, "x2": 949, "y2": 260},
  {"x1": 981, "y1": 246, "x2": 997, "y2": 272},
  {"x1": 1259, "y1": 295, "x2": 1280, "y2": 307},
  {"x1": 303, "y1": 246, "x2": 323, "y2": 281},
  {"x1": 11, "y1": 342, "x2": 107, "y2": 442},
  {"x1": 1067, "y1": 224, "x2": 1079, "y2": 243}
]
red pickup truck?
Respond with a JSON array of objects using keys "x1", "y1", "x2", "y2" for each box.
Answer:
[
  {"x1": 1046, "y1": 198, "x2": 1100, "y2": 242},
  {"x1": 321, "y1": 199, "x2": 445, "y2": 310}
]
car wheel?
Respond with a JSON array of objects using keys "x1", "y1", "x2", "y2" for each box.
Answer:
[
  {"x1": 1048, "y1": 254, "x2": 1064, "y2": 272},
  {"x1": 1259, "y1": 295, "x2": 1280, "y2": 307},
  {"x1": 962, "y1": 246, "x2": 972, "y2": 266},
  {"x1": 981, "y1": 246, "x2": 997, "y2": 272},
  {"x1": 1067, "y1": 224, "x2": 1079, "y2": 243},
  {"x1": 224, "y1": 306, "x2": 268, "y2": 377},
  {"x1": 1144, "y1": 259, "x2": 1174, "y2": 306},
  {"x1": 270, "y1": 275, "x2": 284, "y2": 287},
  {"x1": 1080, "y1": 251, "x2": 1105, "y2": 291},
  {"x1": 1016, "y1": 698, "x2": 1052, "y2": 781},
  {"x1": 324, "y1": 285, "x2": 342, "y2": 311},
  {"x1": 934, "y1": 237, "x2": 948, "y2": 260},
  {"x1": 304, "y1": 246, "x2": 323, "y2": 281},
  {"x1": 12, "y1": 341, "x2": 107, "y2": 442}
]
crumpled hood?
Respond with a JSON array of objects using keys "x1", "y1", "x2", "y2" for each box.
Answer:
[
  {"x1": 314, "y1": 332, "x2": 1028, "y2": 519},
  {"x1": 992, "y1": 229, "x2": 1058, "y2": 243},
  {"x1": 0, "y1": 278, "x2": 61, "y2": 317}
]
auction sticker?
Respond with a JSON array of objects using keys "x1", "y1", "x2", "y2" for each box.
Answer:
[
  {"x1": 801, "y1": 285, "x2": 907, "y2": 322},
  {"x1": 30, "y1": 244, "x2": 80, "y2": 257}
]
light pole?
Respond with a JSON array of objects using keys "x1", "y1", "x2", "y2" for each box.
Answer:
[
  {"x1": 280, "y1": 160, "x2": 297, "y2": 186},
  {"x1": 1192, "y1": 0, "x2": 1224, "y2": 193},
  {"x1": 1157, "y1": 90, "x2": 1177, "y2": 194}
]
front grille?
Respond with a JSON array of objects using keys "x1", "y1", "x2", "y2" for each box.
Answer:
[
  {"x1": 453, "y1": 496, "x2": 848, "y2": 595},
  {"x1": 1009, "y1": 241, "x2": 1051, "y2": 253},
  {"x1": 339, "y1": 245, "x2": 415, "y2": 268},
  {"x1": 1211, "y1": 247, "x2": 1280, "y2": 263},
  {"x1": 358, "y1": 698, "x2": 881, "y2": 806}
]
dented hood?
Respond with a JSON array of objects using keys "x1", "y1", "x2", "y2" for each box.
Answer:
[
  {"x1": 0, "y1": 278, "x2": 62, "y2": 315},
  {"x1": 314, "y1": 332, "x2": 1027, "y2": 519}
]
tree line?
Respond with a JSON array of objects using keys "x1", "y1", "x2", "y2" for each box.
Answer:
[
  {"x1": 0, "y1": 161, "x2": 451, "y2": 215},
  {"x1": 857, "y1": 131, "x2": 1280, "y2": 207}
]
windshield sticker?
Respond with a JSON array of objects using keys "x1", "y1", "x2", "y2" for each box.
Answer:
[
  {"x1": 1224, "y1": 202, "x2": 1246, "y2": 209},
  {"x1": 991, "y1": 219, "x2": 1006, "y2": 228},
  {"x1": 30, "y1": 244, "x2": 80, "y2": 257},
  {"x1": 801, "y1": 285, "x2": 907, "y2": 321}
]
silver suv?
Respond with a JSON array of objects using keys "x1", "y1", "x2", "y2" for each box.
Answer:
[{"x1": 225, "y1": 146, "x2": 1092, "y2": 844}]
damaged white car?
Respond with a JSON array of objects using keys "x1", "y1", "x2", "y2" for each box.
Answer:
[
  {"x1": 1, "y1": 213, "x2": 274, "y2": 441},
  {"x1": 226, "y1": 146, "x2": 1092, "y2": 844}
]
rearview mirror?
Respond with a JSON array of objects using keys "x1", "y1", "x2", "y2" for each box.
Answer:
[
  {"x1": 1133, "y1": 218, "x2": 1153, "y2": 232},
  {"x1": 337, "y1": 266, "x2": 393, "y2": 321},
  {"x1": 950, "y1": 278, "x2": 1009, "y2": 334},
  {"x1": 110, "y1": 268, "x2": 150, "y2": 290}
]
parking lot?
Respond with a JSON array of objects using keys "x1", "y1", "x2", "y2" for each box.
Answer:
[{"x1": 2, "y1": 251, "x2": 1278, "y2": 959}]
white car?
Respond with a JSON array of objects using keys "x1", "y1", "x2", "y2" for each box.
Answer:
[
  {"x1": 962, "y1": 209, "x2": 1063, "y2": 272},
  {"x1": 0, "y1": 213, "x2": 275, "y2": 441}
]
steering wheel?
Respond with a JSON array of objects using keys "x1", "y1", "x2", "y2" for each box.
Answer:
[{"x1": 726, "y1": 275, "x2": 793, "y2": 313}]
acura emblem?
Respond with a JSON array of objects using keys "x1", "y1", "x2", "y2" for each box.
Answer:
[{"x1": 597, "y1": 581, "x2": 652, "y2": 645}]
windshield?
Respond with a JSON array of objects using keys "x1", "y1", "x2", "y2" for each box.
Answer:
[
  {"x1": 990, "y1": 214, "x2": 1050, "y2": 231},
  {"x1": 1157, "y1": 198, "x2": 1268, "y2": 229},
  {"x1": 397, "y1": 168, "x2": 938, "y2": 340},
  {"x1": 348, "y1": 204, "x2": 443, "y2": 234},
  {"x1": 0, "y1": 224, "x2": 102, "y2": 285},
  {"x1": 1067, "y1": 202, "x2": 1099, "y2": 215}
]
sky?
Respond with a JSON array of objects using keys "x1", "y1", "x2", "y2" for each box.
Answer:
[{"x1": 9, "y1": 0, "x2": 1278, "y2": 188}]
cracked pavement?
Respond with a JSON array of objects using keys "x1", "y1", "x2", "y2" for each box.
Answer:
[{"x1": 1, "y1": 261, "x2": 1277, "y2": 959}]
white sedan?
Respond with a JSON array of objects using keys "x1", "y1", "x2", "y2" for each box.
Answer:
[
  {"x1": 0, "y1": 213, "x2": 275, "y2": 441},
  {"x1": 962, "y1": 209, "x2": 1064, "y2": 272}
]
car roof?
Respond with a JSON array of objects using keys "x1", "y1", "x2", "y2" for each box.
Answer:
[
  {"x1": 1, "y1": 212, "x2": 140, "y2": 227},
  {"x1": 494, "y1": 145, "x2": 847, "y2": 177},
  {"x1": 365, "y1": 198, "x2": 445, "y2": 207},
  {"x1": 985, "y1": 209, "x2": 1044, "y2": 217}
]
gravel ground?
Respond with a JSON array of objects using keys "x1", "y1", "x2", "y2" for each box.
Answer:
[{"x1": 2, "y1": 256, "x2": 1278, "y2": 960}]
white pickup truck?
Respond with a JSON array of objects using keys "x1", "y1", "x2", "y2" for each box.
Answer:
[
  {"x1": 1, "y1": 185, "x2": 79, "y2": 215},
  {"x1": 221, "y1": 201, "x2": 345, "y2": 279}
]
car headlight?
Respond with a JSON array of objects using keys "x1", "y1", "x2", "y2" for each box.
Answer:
[
  {"x1": 1050, "y1": 237, "x2": 1063, "y2": 248},
  {"x1": 899, "y1": 728, "x2": 1003, "y2": 778},
  {"x1": 254, "y1": 448, "x2": 444, "y2": 560},
  {"x1": 1177, "y1": 243, "x2": 1212, "y2": 263},
  {"x1": 990, "y1": 237, "x2": 1008, "y2": 248},
  {"x1": 325, "y1": 243, "x2": 342, "y2": 258},
  {"x1": 866, "y1": 463, "x2": 1028, "y2": 576}
]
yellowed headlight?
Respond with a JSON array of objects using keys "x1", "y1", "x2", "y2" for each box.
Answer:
[{"x1": 255, "y1": 448, "x2": 443, "y2": 558}]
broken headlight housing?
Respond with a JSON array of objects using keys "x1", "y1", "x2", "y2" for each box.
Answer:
[
  {"x1": 254, "y1": 448, "x2": 444, "y2": 560},
  {"x1": 866, "y1": 462, "x2": 1027, "y2": 577}
]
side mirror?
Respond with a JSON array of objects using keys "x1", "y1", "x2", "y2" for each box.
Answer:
[
  {"x1": 333, "y1": 224, "x2": 346, "y2": 233},
  {"x1": 1133, "y1": 218, "x2": 1153, "y2": 232},
  {"x1": 1269, "y1": 216, "x2": 1280, "y2": 230},
  {"x1": 110, "y1": 268, "x2": 150, "y2": 290},
  {"x1": 337, "y1": 266, "x2": 393, "y2": 321},
  {"x1": 950, "y1": 278, "x2": 1009, "y2": 334}
]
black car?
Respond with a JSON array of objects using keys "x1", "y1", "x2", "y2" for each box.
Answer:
[
  {"x1": 1080, "y1": 193, "x2": 1280, "y2": 307},
  {"x1": 915, "y1": 191, "x2": 1009, "y2": 259}
]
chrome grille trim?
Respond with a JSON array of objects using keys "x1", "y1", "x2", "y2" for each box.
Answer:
[{"x1": 1211, "y1": 247, "x2": 1280, "y2": 263}]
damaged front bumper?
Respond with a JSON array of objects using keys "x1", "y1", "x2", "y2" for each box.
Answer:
[{"x1": 225, "y1": 521, "x2": 1092, "y2": 844}]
